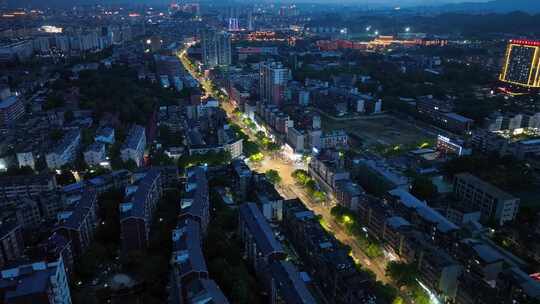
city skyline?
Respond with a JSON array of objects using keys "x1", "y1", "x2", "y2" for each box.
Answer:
[{"x1": 0, "y1": 1, "x2": 539, "y2": 304}]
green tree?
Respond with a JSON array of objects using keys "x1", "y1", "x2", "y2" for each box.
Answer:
[
  {"x1": 410, "y1": 176, "x2": 438, "y2": 201},
  {"x1": 385, "y1": 261, "x2": 418, "y2": 288},
  {"x1": 292, "y1": 169, "x2": 310, "y2": 185},
  {"x1": 265, "y1": 169, "x2": 281, "y2": 185}
]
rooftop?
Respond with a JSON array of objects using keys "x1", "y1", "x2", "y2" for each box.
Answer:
[
  {"x1": 455, "y1": 173, "x2": 517, "y2": 201},
  {"x1": 122, "y1": 125, "x2": 145, "y2": 150},
  {"x1": 269, "y1": 261, "x2": 317, "y2": 304},
  {"x1": 389, "y1": 188, "x2": 458, "y2": 233},
  {"x1": 0, "y1": 260, "x2": 61, "y2": 302},
  {"x1": 239, "y1": 203, "x2": 283, "y2": 257},
  {"x1": 171, "y1": 218, "x2": 207, "y2": 278},
  {"x1": 120, "y1": 168, "x2": 160, "y2": 220}
]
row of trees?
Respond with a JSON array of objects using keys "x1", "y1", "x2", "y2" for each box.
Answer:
[
  {"x1": 330, "y1": 205, "x2": 383, "y2": 259},
  {"x1": 291, "y1": 169, "x2": 327, "y2": 202}
]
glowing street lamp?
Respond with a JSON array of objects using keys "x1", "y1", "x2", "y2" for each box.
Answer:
[{"x1": 405, "y1": 27, "x2": 411, "y2": 32}]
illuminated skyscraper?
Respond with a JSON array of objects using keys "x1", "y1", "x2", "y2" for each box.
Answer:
[{"x1": 500, "y1": 40, "x2": 540, "y2": 88}]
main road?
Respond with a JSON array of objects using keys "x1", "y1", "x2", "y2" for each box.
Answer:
[{"x1": 178, "y1": 48, "x2": 391, "y2": 284}]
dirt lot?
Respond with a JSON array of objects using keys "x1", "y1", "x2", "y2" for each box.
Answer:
[{"x1": 322, "y1": 114, "x2": 436, "y2": 148}]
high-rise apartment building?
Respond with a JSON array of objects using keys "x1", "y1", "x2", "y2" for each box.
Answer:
[
  {"x1": 201, "y1": 28, "x2": 231, "y2": 68},
  {"x1": 500, "y1": 40, "x2": 540, "y2": 88},
  {"x1": 259, "y1": 62, "x2": 289, "y2": 106}
]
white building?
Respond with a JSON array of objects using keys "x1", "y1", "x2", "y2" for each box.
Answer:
[
  {"x1": 16, "y1": 151, "x2": 36, "y2": 169},
  {"x1": 0, "y1": 257, "x2": 72, "y2": 304},
  {"x1": 120, "y1": 125, "x2": 146, "y2": 167},
  {"x1": 46, "y1": 130, "x2": 81, "y2": 169},
  {"x1": 287, "y1": 127, "x2": 305, "y2": 153},
  {"x1": 84, "y1": 142, "x2": 106, "y2": 167},
  {"x1": 95, "y1": 127, "x2": 115, "y2": 145}
]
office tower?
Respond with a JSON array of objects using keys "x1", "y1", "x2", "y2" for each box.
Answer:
[
  {"x1": 260, "y1": 62, "x2": 290, "y2": 106},
  {"x1": 228, "y1": 18, "x2": 239, "y2": 32},
  {"x1": 500, "y1": 39, "x2": 540, "y2": 88},
  {"x1": 201, "y1": 28, "x2": 231, "y2": 68},
  {"x1": 228, "y1": 7, "x2": 239, "y2": 32},
  {"x1": 247, "y1": 11, "x2": 254, "y2": 31}
]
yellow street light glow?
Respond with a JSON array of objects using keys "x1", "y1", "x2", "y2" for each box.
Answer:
[{"x1": 343, "y1": 215, "x2": 353, "y2": 224}]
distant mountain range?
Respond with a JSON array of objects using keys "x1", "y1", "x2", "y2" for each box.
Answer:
[
  {"x1": 437, "y1": 0, "x2": 540, "y2": 13},
  {"x1": 5, "y1": 0, "x2": 169, "y2": 8},
  {"x1": 5, "y1": 0, "x2": 540, "y2": 13}
]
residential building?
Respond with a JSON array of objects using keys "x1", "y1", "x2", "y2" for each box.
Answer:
[
  {"x1": 120, "y1": 169, "x2": 162, "y2": 253},
  {"x1": 335, "y1": 180, "x2": 366, "y2": 211},
  {"x1": 308, "y1": 152, "x2": 350, "y2": 194},
  {"x1": 417, "y1": 246, "x2": 462, "y2": 302},
  {"x1": 388, "y1": 188, "x2": 459, "y2": 245},
  {"x1": 0, "y1": 173, "x2": 57, "y2": 200},
  {"x1": 169, "y1": 218, "x2": 229, "y2": 304},
  {"x1": 238, "y1": 203, "x2": 286, "y2": 273},
  {"x1": 0, "y1": 219, "x2": 23, "y2": 269},
  {"x1": 180, "y1": 167, "x2": 210, "y2": 234},
  {"x1": 10, "y1": 197, "x2": 42, "y2": 229},
  {"x1": 120, "y1": 125, "x2": 146, "y2": 167},
  {"x1": 253, "y1": 174, "x2": 284, "y2": 222},
  {"x1": 0, "y1": 258, "x2": 72, "y2": 304},
  {"x1": 260, "y1": 62, "x2": 289, "y2": 106},
  {"x1": 453, "y1": 173, "x2": 520, "y2": 225},
  {"x1": 287, "y1": 127, "x2": 305, "y2": 153},
  {"x1": 266, "y1": 260, "x2": 317, "y2": 304},
  {"x1": 201, "y1": 28, "x2": 231, "y2": 68},
  {"x1": 320, "y1": 130, "x2": 348, "y2": 150},
  {"x1": 54, "y1": 189, "x2": 98, "y2": 259},
  {"x1": 0, "y1": 87, "x2": 25, "y2": 126},
  {"x1": 0, "y1": 40, "x2": 33, "y2": 62},
  {"x1": 282, "y1": 199, "x2": 374, "y2": 303},
  {"x1": 46, "y1": 129, "x2": 81, "y2": 169},
  {"x1": 16, "y1": 150, "x2": 36, "y2": 169},
  {"x1": 416, "y1": 97, "x2": 473, "y2": 134},
  {"x1": 94, "y1": 126, "x2": 115, "y2": 145},
  {"x1": 83, "y1": 142, "x2": 106, "y2": 167},
  {"x1": 232, "y1": 159, "x2": 252, "y2": 201},
  {"x1": 352, "y1": 155, "x2": 410, "y2": 195}
]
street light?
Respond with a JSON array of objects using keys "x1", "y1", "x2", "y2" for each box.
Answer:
[{"x1": 405, "y1": 27, "x2": 411, "y2": 32}]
